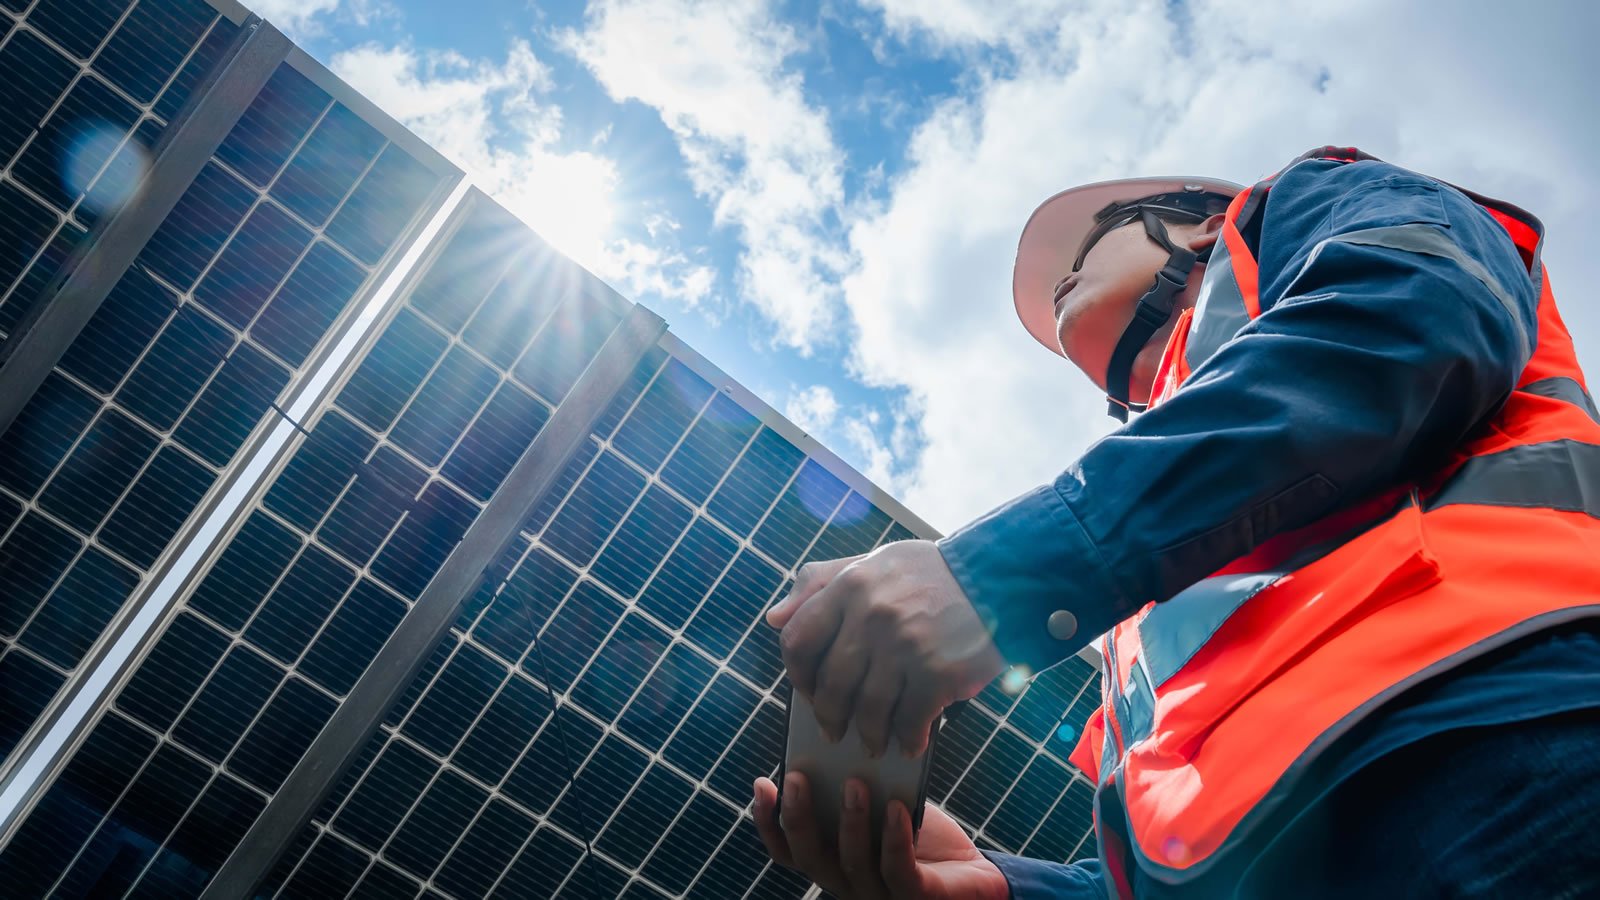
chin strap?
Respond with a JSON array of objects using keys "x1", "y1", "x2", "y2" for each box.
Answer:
[{"x1": 1103, "y1": 209, "x2": 1208, "y2": 422}]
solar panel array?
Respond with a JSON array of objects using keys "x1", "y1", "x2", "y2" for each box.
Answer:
[
  {"x1": 0, "y1": 2, "x2": 1102, "y2": 897},
  {"x1": 0, "y1": 0, "x2": 447, "y2": 777}
]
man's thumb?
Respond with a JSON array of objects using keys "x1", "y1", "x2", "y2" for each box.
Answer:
[
  {"x1": 765, "y1": 554, "x2": 862, "y2": 628},
  {"x1": 764, "y1": 592, "x2": 803, "y2": 628}
]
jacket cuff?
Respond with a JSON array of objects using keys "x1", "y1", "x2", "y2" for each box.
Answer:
[
  {"x1": 937, "y1": 483, "x2": 1126, "y2": 672},
  {"x1": 979, "y1": 849, "x2": 1106, "y2": 899}
]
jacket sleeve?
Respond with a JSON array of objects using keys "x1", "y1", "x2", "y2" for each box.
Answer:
[
  {"x1": 980, "y1": 851, "x2": 1107, "y2": 898},
  {"x1": 938, "y1": 159, "x2": 1538, "y2": 672}
]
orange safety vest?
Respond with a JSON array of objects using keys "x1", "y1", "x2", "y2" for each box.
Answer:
[{"x1": 1067, "y1": 147, "x2": 1600, "y2": 896}]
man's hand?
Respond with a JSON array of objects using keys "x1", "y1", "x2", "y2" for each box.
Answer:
[
  {"x1": 752, "y1": 773, "x2": 1009, "y2": 900},
  {"x1": 767, "y1": 541, "x2": 1005, "y2": 757}
]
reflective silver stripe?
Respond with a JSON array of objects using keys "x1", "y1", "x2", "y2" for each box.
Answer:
[
  {"x1": 1138, "y1": 571, "x2": 1283, "y2": 687},
  {"x1": 1100, "y1": 720, "x2": 1117, "y2": 784},
  {"x1": 1309, "y1": 223, "x2": 1531, "y2": 360},
  {"x1": 1119, "y1": 659, "x2": 1157, "y2": 748},
  {"x1": 1427, "y1": 438, "x2": 1600, "y2": 516},
  {"x1": 1521, "y1": 376, "x2": 1600, "y2": 424},
  {"x1": 1184, "y1": 235, "x2": 1251, "y2": 372}
]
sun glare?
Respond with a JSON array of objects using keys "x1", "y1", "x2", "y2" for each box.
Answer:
[{"x1": 497, "y1": 150, "x2": 619, "y2": 276}]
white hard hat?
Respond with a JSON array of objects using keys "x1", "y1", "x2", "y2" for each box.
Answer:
[{"x1": 1012, "y1": 175, "x2": 1243, "y2": 355}]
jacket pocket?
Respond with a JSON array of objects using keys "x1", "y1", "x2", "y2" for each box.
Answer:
[{"x1": 1330, "y1": 175, "x2": 1450, "y2": 231}]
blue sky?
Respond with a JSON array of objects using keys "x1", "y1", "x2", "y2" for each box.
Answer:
[{"x1": 255, "y1": 0, "x2": 1598, "y2": 531}]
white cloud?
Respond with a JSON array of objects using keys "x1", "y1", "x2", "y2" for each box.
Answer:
[
  {"x1": 843, "y1": 413, "x2": 896, "y2": 489},
  {"x1": 602, "y1": 238, "x2": 720, "y2": 312},
  {"x1": 840, "y1": 404, "x2": 919, "y2": 495},
  {"x1": 860, "y1": 0, "x2": 1075, "y2": 49},
  {"x1": 251, "y1": 0, "x2": 339, "y2": 32},
  {"x1": 782, "y1": 386, "x2": 917, "y2": 495},
  {"x1": 841, "y1": 0, "x2": 1600, "y2": 529},
  {"x1": 563, "y1": 0, "x2": 848, "y2": 351},
  {"x1": 251, "y1": 0, "x2": 386, "y2": 38},
  {"x1": 328, "y1": 41, "x2": 715, "y2": 312},
  {"x1": 785, "y1": 385, "x2": 840, "y2": 435}
]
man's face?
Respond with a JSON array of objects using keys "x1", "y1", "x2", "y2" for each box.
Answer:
[{"x1": 1052, "y1": 214, "x2": 1223, "y2": 403}]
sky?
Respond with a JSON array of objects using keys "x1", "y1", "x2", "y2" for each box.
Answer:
[{"x1": 253, "y1": 0, "x2": 1599, "y2": 532}]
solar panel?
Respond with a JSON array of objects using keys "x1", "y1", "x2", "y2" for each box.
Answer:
[
  {"x1": 0, "y1": 0, "x2": 449, "y2": 791},
  {"x1": 0, "y1": 2, "x2": 1101, "y2": 896}
]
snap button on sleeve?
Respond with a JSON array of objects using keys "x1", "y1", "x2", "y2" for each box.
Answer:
[{"x1": 1048, "y1": 610, "x2": 1079, "y2": 641}]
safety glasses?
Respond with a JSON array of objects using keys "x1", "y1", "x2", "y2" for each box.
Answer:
[{"x1": 1070, "y1": 191, "x2": 1225, "y2": 272}]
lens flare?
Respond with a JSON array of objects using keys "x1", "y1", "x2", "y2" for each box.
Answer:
[
  {"x1": 795, "y1": 462, "x2": 849, "y2": 523},
  {"x1": 662, "y1": 358, "x2": 713, "y2": 415},
  {"x1": 64, "y1": 123, "x2": 148, "y2": 217},
  {"x1": 826, "y1": 490, "x2": 871, "y2": 528},
  {"x1": 1162, "y1": 836, "x2": 1190, "y2": 865}
]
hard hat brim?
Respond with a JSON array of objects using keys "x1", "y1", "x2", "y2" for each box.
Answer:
[{"x1": 1013, "y1": 175, "x2": 1244, "y2": 356}]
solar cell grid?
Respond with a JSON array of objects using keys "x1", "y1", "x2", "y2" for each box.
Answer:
[
  {"x1": 0, "y1": 185, "x2": 77, "y2": 335},
  {"x1": 559, "y1": 854, "x2": 633, "y2": 900},
  {"x1": 590, "y1": 485, "x2": 696, "y2": 598},
  {"x1": 11, "y1": 63, "x2": 143, "y2": 218},
  {"x1": 946, "y1": 726, "x2": 1036, "y2": 827},
  {"x1": 0, "y1": 514, "x2": 89, "y2": 647},
  {"x1": 1023, "y1": 777, "x2": 1098, "y2": 864},
  {"x1": 953, "y1": 685, "x2": 1105, "y2": 861},
  {"x1": 12, "y1": 374, "x2": 1094, "y2": 890},
  {"x1": 0, "y1": 0, "x2": 242, "y2": 337},
  {"x1": 727, "y1": 583, "x2": 788, "y2": 691},
  {"x1": 272, "y1": 101, "x2": 385, "y2": 227},
  {"x1": 634, "y1": 519, "x2": 739, "y2": 631},
  {"x1": 139, "y1": 160, "x2": 260, "y2": 291},
  {"x1": 233, "y1": 336, "x2": 932, "y2": 898},
  {"x1": 9, "y1": 240, "x2": 1100, "y2": 900},
  {"x1": 1007, "y1": 653, "x2": 1097, "y2": 742},
  {"x1": 984, "y1": 750, "x2": 1074, "y2": 851}
]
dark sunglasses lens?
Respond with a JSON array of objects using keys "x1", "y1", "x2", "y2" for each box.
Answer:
[{"x1": 1072, "y1": 213, "x2": 1132, "y2": 270}]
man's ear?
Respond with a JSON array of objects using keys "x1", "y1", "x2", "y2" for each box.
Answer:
[{"x1": 1186, "y1": 213, "x2": 1226, "y2": 252}]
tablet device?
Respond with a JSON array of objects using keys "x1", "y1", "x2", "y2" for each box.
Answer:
[{"x1": 774, "y1": 685, "x2": 950, "y2": 853}]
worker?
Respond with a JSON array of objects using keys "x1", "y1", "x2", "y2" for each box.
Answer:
[{"x1": 750, "y1": 145, "x2": 1600, "y2": 898}]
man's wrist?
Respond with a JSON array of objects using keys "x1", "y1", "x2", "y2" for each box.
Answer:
[
  {"x1": 937, "y1": 483, "x2": 1124, "y2": 672},
  {"x1": 980, "y1": 849, "x2": 1106, "y2": 898},
  {"x1": 974, "y1": 850, "x2": 1015, "y2": 900}
]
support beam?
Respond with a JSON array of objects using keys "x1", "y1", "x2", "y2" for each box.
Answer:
[
  {"x1": 201, "y1": 303, "x2": 668, "y2": 899},
  {"x1": 0, "y1": 17, "x2": 292, "y2": 435}
]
